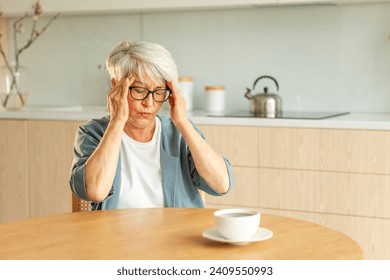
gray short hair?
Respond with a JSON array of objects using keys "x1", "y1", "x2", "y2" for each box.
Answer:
[{"x1": 106, "y1": 40, "x2": 178, "y2": 86}]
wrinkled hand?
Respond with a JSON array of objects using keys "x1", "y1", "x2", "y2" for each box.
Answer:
[
  {"x1": 167, "y1": 81, "x2": 188, "y2": 128},
  {"x1": 107, "y1": 76, "x2": 134, "y2": 126}
]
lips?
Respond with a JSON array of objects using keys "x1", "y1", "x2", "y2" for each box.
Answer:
[{"x1": 139, "y1": 112, "x2": 152, "y2": 117}]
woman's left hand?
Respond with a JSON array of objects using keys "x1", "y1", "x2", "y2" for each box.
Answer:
[{"x1": 167, "y1": 81, "x2": 188, "y2": 128}]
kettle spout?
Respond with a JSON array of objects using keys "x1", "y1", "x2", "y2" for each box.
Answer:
[{"x1": 244, "y1": 87, "x2": 253, "y2": 100}]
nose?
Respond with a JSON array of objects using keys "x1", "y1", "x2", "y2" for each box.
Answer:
[{"x1": 141, "y1": 92, "x2": 154, "y2": 107}]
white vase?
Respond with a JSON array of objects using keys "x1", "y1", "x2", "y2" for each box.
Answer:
[{"x1": 0, "y1": 65, "x2": 28, "y2": 110}]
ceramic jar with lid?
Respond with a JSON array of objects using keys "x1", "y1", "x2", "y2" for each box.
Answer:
[
  {"x1": 178, "y1": 77, "x2": 194, "y2": 111},
  {"x1": 204, "y1": 85, "x2": 225, "y2": 114}
]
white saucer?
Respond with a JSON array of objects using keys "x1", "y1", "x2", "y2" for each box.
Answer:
[{"x1": 202, "y1": 227, "x2": 273, "y2": 245}]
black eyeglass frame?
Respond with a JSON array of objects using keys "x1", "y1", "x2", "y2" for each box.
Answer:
[{"x1": 128, "y1": 86, "x2": 172, "y2": 102}]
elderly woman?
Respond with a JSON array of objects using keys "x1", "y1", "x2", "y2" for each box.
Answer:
[{"x1": 70, "y1": 40, "x2": 234, "y2": 210}]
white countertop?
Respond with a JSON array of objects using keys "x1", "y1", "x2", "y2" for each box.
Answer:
[
  {"x1": 0, "y1": 106, "x2": 108, "y2": 122},
  {"x1": 1, "y1": 106, "x2": 390, "y2": 131}
]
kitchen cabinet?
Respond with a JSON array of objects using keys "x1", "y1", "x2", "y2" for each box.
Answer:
[
  {"x1": 197, "y1": 125, "x2": 260, "y2": 207},
  {"x1": 198, "y1": 124, "x2": 390, "y2": 260},
  {"x1": 2, "y1": 0, "x2": 387, "y2": 16},
  {"x1": 1, "y1": 0, "x2": 278, "y2": 16},
  {"x1": 0, "y1": 0, "x2": 111, "y2": 15},
  {"x1": 112, "y1": 0, "x2": 278, "y2": 11},
  {"x1": 336, "y1": 0, "x2": 381, "y2": 3},
  {"x1": 0, "y1": 119, "x2": 83, "y2": 223},
  {"x1": 278, "y1": 0, "x2": 337, "y2": 3},
  {"x1": 197, "y1": 124, "x2": 260, "y2": 208},
  {"x1": 259, "y1": 127, "x2": 390, "y2": 174},
  {"x1": 0, "y1": 120, "x2": 29, "y2": 223},
  {"x1": 27, "y1": 120, "x2": 82, "y2": 218},
  {"x1": 278, "y1": 0, "x2": 388, "y2": 4}
]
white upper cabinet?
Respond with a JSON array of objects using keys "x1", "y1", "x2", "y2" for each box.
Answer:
[
  {"x1": 278, "y1": 0, "x2": 337, "y2": 4},
  {"x1": 0, "y1": 0, "x2": 388, "y2": 16},
  {"x1": 279, "y1": 0, "x2": 389, "y2": 3},
  {"x1": 111, "y1": 0, "x2": 277, "y2": 12},
  {"x1": 0, "y1": 0, "x2": 111, "y2": 15},
  {"x1": 0, "y1": 0, "x2": 277, "y2": 16}
]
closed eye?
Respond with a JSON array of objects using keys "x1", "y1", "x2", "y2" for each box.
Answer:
[
  {"x1": 132, "y1": 87, "x2": 148, "y2": 94},
  {"x1": 154, "y1": 89, "x2": 167, "y2": 95}
]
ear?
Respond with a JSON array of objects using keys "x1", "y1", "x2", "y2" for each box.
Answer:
[{"x1": 111, "y1": 78, "x2": 117, "y2": 87}]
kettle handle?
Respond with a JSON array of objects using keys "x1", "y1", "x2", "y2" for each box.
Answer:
[{"x1": 253, "y1": 75, "x2": 279, "y2": 92}]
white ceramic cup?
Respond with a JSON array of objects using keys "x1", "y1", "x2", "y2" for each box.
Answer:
[{"x1": 214, "y1": 208, "x2": 260, "y2": 240}]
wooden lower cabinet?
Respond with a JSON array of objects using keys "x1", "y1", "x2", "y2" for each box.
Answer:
[
  {"x1": 0, "y1": 120, "x2": 29, "y2": 223},
  {"x1": 197, "y1": 125, "x2": 258, "y2": 167},
  {"x1": 258, "y1": 168, "x2": 390, "y2": 219},
  {"x1": 259, "y1": 208, "x2": 390, "y2": 260},
  {"x1": 0, "y1": 119, "x2": 83, "y2": 223},
  {"x1": 259, "y1": 127, "x2": 390, "y2": 175},
  {"x1": 206, "y1": 167, "x2": 259, "y2": 207},
  {"x1": 203, "y1": 125, "x2": 390, "y2": 260},
  {"x1": 207, "y1": 169, "x2": 390, "y2": 260},
  {"x1": 27, "y1": 120, "x2": 82, "y2": 218}
]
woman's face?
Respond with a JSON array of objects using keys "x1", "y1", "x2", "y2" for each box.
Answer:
[{"x1": 125, "y1": 77, "x2": 165, "y2": 130}]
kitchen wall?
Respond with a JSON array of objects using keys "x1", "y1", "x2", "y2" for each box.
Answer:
[{"x1": 6, "y1": 2, "x2": 390, "y2": 113}]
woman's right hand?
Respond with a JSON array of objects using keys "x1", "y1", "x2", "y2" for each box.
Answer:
[{"x1": 107, "y1": 76, "x2": 134, "y2": 126}]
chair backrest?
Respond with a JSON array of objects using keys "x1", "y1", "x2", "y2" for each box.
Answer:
[
  {"x1": 199, "y1": 190, "x2": 206, "y2": 206},
  {"x1": 72, "y1": 194, "x2": 92, "y2": 212}
]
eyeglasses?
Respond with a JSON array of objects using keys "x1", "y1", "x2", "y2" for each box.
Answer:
[{"x1": 128, "y1": 86, "x2": 172, "y2": 102}]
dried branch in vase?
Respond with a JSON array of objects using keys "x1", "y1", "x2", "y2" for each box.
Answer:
[{"x1": 0, "y1": 0, "x2": 60, "y2": 108}]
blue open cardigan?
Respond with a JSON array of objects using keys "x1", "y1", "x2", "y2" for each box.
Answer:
[{"x1": 70, "y1": 115, "x2": 234, "y2": 210}]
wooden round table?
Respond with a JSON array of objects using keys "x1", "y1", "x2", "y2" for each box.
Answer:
[{"x1": 0, "y1": 208, "x2": 363, "y2": 259}]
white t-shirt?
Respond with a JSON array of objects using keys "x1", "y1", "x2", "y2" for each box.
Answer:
[{"x1": 117, "y1": 117, "x2": 164, "y2": 208}]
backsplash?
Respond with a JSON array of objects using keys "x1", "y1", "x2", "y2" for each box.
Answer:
[{"x1": 7, "y1": 2, "x2": 390, "y2": 113}]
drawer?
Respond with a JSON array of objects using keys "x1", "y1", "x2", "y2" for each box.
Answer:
[
  {"x1": 198, "y1": 125, "x2": 258, "y2": 167},
  {"x1": 258, "y1": 168, "x2": 390, "y2": 218},
  {"x1": 206, "y1": 167, "x2": 259, "y2": 207},
  {"x1": 259, "y1": 127, "x2": 390, "y2": 175}
]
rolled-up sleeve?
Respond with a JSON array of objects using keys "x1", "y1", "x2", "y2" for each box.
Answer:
[
  {"x1": 69, "y1": 117, "x2": 114, "y2": 201},
  {"x1": 70, "y1": 126, "x2": 96, "y2": 201}
]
